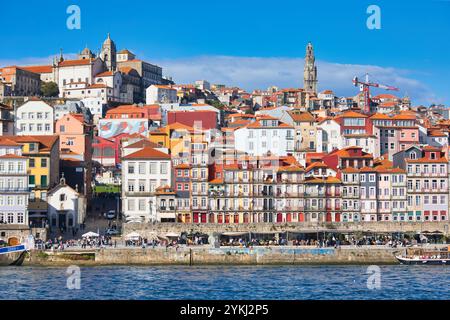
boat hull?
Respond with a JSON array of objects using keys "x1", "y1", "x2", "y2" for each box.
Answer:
[
  {"x1": 395, "y1": 256, "x2": 450, "y2": 265},
  {"x1": 0, "y1": 251, "x2": 26, "y2": 266}
]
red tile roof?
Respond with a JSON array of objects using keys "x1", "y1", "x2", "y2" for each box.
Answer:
[
  {"x1": 59, "y1": 59, "x2": 93, "y2": 67},
  {"x1": 123, "y1": 146, "x2": 170, "y2": 160},
  {"x1": 21, "y1": 65, "x2": 53, "y2": 74}
]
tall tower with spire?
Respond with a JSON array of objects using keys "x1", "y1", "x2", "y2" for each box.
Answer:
[
  {"x1": 303, "y1": 42, "x2": 318, "y2": 94},
  {"x1": 100, "y1": 33, "x2": 117, "y2": 71}
]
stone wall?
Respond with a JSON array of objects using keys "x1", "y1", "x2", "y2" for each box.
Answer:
[{"x1": 25, "y1": 246, "x2": 402, "y2": 266}]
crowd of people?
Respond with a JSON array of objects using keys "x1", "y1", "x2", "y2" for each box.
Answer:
[{"x1": 34, "y1": 235, "x2": 117, "y2": 250}]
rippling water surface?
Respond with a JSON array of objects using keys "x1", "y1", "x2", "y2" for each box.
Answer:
[{"x1": 1, "y1": 265, "x2": 449, "y2": 300}]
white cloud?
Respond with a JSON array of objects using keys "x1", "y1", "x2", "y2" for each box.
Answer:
[
  {"x1": 1, "y1": 54, "x2": 439, "y2": 105},
  {"x1": 155, "y1": 55, "x2": 439, "y2": 105}
]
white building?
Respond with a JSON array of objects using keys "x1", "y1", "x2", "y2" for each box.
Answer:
[
  {"x1": 121, "y1": 147, "x2": 172, "y2": 223},
  {"x1": 233, "y1": 116, "x2": 294, "y2": 156},
  {"x1": 57, "y1": 58, "x2": 104, "y2": 96},
  {"x1": 0, "y1": 138, "x2": 29, "y2": 226},
  {"x1": 15, "y1": 100, "x2": 54, "y2": 135},
  {"x1": 81, "y1": 97, "x2": 108, "y2": 123},
  {"x1": 195, "y1": 80, "x2": 211, "y2": 91},
  {"x1": 316, "y1": 118, "x2": 342, "y2": 153},
  {"x1": 47, "y1": 177, "x2": 86, "y2": 231},
  {"x1": 146, "y1": 85, "x2": 178, "y2": 104}
]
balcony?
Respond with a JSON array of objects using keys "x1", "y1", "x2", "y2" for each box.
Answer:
[{"x1": 0, "y1": 188, "x2": 30, "y2": 193}]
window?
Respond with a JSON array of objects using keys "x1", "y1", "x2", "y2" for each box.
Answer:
[
  {"x1": 160, "y1": 162, "x2": 167, "y2": 174},
  {"x1": 41, "y1": 175, "x2": 48, "y2": 187},
  {"x1": 41, "y1": 158, "x2": 47, "y2": 168},
  {"x1": 29, "y1": 159, "x2": 35, "y2": 168},
  {"x1": 138, "y1": 180, "x2": 145, "y2": 192},
  {"x1": 128, "y1": 163, "x2": 135, "y2": 174},
  {"x1": 60, "y1": 194, "x2": 66, "y2": 201},
  {"x1": 139, "y1": 199, "x2": 145, "y2": 211},
  {"x1": 128, "y1": 180, "x2": 135, "y2": 192},
  {"x1": 45, "y1": 124, "x2": 51, "y2": 132},
  {"x1": 128, "y1": 199, "x2": 135, "y2": 211},
  {"x1": 149, "y1": 162, "x2": 157, "y2": 174},
  {"x1": 60, "y1": 125, "x2": 65, "y2": 132},
  {"x1": 138, "y1": 162, "x2": 146, "y2": 174}
]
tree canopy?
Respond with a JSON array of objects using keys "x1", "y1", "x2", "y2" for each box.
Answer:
[{"x1": 40, "y1": 81, "x2": 59, "y2": 97}]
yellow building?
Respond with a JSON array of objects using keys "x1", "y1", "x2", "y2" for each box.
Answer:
[{"x1": 8, "y1": 136, "x2": 60, "y2": 225}]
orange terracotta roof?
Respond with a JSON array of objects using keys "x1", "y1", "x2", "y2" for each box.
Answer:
[
  {"x1": 119, "y1": 66, "x2": 137, "y2": 74},
  {"x1": 335, "y1": 110, "x2": 368, "y2": 118},
  {"x1": 124, "y1": 139, "x2": 160, "y2": 149},
  {"x1": 7, "y1": 135, "x2": 59, "y2": 151},
  {"x1": 406, "y1": 157, "x2": 447, "y2": 163},
  {"x1": 373, "y1": 94, "x2": 399, "y2": 100},
  {"x1": 174, "y1": 163, "x2": 191, "y2": 169},
  {"x1": 370, "y1": 113, "x2": 391, "y2": 120},
  {"x1": 209, "y1": 178, "x2": 224, "y2": 184},
  {"x1": 0, "y1": 154, "x2": 27, "y2": 159},
  {"x1": 277, "y1": 164, "x2": 304, "y2": 172},
  {"x1": 123, "y1": 146, "x2": 170, "y2": 160},
  {"x1": 289, "y1": 111, "x2": 315, "y2": 122},
  {"x1": 305, "y1": 162, "x2": 329, "y2": 172},
  {"x1": 341, "y1": 167, "x2": 360, "y2": 173},
  {"x1": 21, "y1": 65, "x2": 53, "y2": 74},
  {"x1": 95, "y1": 71, "x2": 114, "y2": 77},
  {"x1": 0, "y1": 138, "x2": 21, "y2": 146},
  {"x1": 304, "y1": 177, "x2": 341, "y2": 184},
  {"x1": 59, "y1": 59, "x2": 92, "y2": 67}
]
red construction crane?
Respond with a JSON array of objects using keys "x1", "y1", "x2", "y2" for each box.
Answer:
[{"x1": 352, "y1": 73, "x2": 399, "y2": 113}]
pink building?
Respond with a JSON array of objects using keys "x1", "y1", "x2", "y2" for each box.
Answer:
[{"x1": 55, "y1": 113, "x2": 93, "y2": 198}]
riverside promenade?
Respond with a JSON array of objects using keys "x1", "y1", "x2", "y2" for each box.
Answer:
[{"x1": 23, "y1": 245, "x2": 444, "y2": 266}]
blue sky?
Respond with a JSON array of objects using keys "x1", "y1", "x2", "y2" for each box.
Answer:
[{"x1": 1, "y1": 0, "x2": 449, "y2": 105}]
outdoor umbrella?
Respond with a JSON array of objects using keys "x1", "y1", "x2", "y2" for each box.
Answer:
[{"x1": 82, "y1": 231, "x2": 99, "y2": 238}]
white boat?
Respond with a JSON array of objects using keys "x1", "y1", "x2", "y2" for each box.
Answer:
[{"x1": 395, "y1": 247, "x2": 450, "y2": 265}]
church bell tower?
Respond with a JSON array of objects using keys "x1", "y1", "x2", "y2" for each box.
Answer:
[{"x1": 303, "y1": 42, "x2": 318, "y2": 94}]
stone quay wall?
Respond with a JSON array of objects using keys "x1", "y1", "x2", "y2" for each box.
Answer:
[
  {"x1": 123, "y1": 221, "x2": 450, "y2": 238},
  {"x1": 25, "y1": 246, "x2": 403, "y2": 266}
]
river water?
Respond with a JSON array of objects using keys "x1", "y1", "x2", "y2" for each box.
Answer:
[{"x1": 0, "y1": 265, "x2": 449, "y2": 300}]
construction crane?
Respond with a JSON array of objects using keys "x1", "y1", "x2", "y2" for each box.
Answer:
[{"x1": 352, "y1": 73, "x2": 399, "y2": 113}]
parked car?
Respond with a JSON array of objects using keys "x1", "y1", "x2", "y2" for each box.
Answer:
[
  {"x1": 106, "y1": 210, "x2": 116, "y2": 219},
  {"x1": 105, "y1": 228, "x2": 120, "y2": 236}
]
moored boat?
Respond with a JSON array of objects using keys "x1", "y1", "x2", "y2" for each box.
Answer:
[
  {"x1": 395, "y1": 246, "x2": 450, "y2": 265},
  {"x1": 0, "y1": 244, "x2": 27, "y2": 266}
]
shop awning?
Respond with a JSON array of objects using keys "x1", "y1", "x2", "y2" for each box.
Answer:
[
  {"x1": 82, "y1": 231, "x2": 99, "y2": 238},
  {"x1": 221, "y1": 232, "x2": 249, "y2": 236},
  {"x1": 165, "y1": 232, "x2": 179, "y2": 238}
]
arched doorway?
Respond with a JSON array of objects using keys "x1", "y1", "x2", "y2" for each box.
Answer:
[{"x1": 8, "y1": 237, "x2": 20, "y2": 246}]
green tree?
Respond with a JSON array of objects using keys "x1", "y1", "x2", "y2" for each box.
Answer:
[
  {"x1": 40, "y1": 81, "x2": 59, "y2": 97},
  {"x1": 206, "y1": 99, "x2": 225, "y2": 110}
]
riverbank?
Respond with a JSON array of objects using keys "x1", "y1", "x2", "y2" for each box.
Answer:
[{"x1": 20, "y1": 245, "x2": 417, "y2": 266}]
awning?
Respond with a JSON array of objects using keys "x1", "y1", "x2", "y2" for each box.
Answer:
[
  {"x1": 165, "y1": 232, "x2": 179, "y2": 237},
  {"x1": 82, "y1": 231, "x2": 99, "y2": 238},
  {"x1": 221, "y1": 232, "x2": 249, "y2": 236}
]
